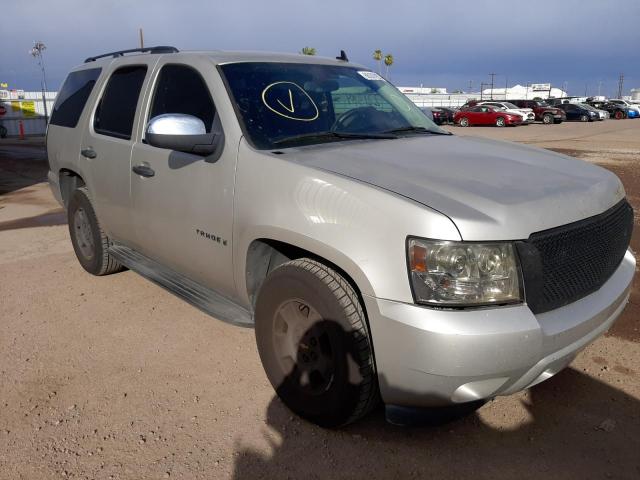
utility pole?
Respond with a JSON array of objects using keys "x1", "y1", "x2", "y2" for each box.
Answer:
[
  {"x1": 29, "y1": 41, "x2": 49, "y2": 122},
  {"x1": 480, "y1": 82, "x2": 488, "y2": 100},
  {"x1": 468, "y1": 79, "x2": 473, "y2": 93},
  {"x1": 139, "y1": 28, "x2": 144, "y2": 48},
  {"x1": 489, "y1": 73, "x2": 496, "y2": 100},
  {"x1": 597, "y1": 80, "x2": 602, "y2": 97},
  {"x1": 617, "y1": 73, "x2": 624, "y2": 99},
  {"x1": 504, "y1": 75, "x2": 508, "y2": 100}
]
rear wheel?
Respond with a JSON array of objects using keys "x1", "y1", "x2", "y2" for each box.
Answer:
[
  {"x1": 255, "y1": 258, "x2": 378, "y2": 427},
  {"x1": 495, "y1": 117, "x2": 506, "y2": 127},
  {"x1": 542, "y1": 113, "x2": 553, "y2": 124},
  {"x1": 614, "y1": 110, "x2": 624, "y2": 120},
  {"x1": 67, "y1": 187, "x2": 123, "y2": 276},
  {"x1": 580, "y1": 114, "x2": 589, "y2": 122},
  {"x1": 459, "y1": 117, "x2": 469, "y2": 127}
]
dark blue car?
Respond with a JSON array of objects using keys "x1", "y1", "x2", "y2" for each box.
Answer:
[{"x1": 556, "y1": 103, "x2": 599, "y2": 122}]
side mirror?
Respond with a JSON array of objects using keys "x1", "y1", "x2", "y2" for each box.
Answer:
[{"x1": 145, "y1": 114, "x2": 219, "y2": 155}]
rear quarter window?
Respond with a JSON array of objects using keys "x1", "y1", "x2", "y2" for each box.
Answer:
[{"x1": 50, "y1": 68, "x2": 102, "y2": 128}]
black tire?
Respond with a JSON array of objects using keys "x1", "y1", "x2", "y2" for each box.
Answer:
[
  {"x1": 542, "y1": 113, "x2": 553, "y2": 124},
  {"x1": 580, "y1": 114, "x2": 589, "y2": 122},
  {"x1": 458, "y1": 117, "x2": 469, "y2": 127},
  {"x1": 67, "y1": 187, "x2": 123, "y2": 276},
  {"x1": 495, "y1": 116, "x2": 505, "y2": 127},
  {"x1": 255, "y1": 258, "x2": 378, "y2": 427}
]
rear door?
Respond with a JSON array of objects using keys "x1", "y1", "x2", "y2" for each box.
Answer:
[
  {"x1": 80, "y1": 59, "x2": 156, "y2": 242},
  {"x1": 128, "y1": 58, "x2": 236, "y2": 298},
  {"x1": 563, "y1": 104, "x2": 578, "y2": 120},
  {"x1": 479, "y1": 106, "x2": 493, "y2": 124}
]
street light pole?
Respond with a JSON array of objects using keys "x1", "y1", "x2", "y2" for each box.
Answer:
[{"x1": 30, "y1": 41, "x2": 49, "y2": 122}]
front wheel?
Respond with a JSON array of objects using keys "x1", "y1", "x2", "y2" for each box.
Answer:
[
  {"x1": 614, "y1": 110, "x2": 624, "y2": 120},
  {"x1": 580, "y1": 114, "x2": 589, "y2": 122},
  {"x1": 255, "y1": 258, "x2": 378, "y2": 427},
  {"x1": 495, "y1": 117, "x2": 506, "y2": 127},
  {"x1": 67, "y1": 187, "x2": 123, "y2": 276},
  {"x1": 542, "y1": 114, "x2": 553, "y2": 124}
]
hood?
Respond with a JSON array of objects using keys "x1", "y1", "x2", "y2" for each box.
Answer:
[{"x1": 282, "y1": 135, "x2": 624, "y2": 240}]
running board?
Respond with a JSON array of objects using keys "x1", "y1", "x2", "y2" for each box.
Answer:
[{"x1": 109, "y1": 244, "x2": 253, "y2": 328}]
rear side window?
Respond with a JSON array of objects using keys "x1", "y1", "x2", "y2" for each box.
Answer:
[
  {"x1": 94, "y1": 65, "x2": 147, "y2": 140},
  {"x1": 50, "y1": 68, "x2": 101, "y2": 128},
  {"x1": 149, "y1": 64, "x2": 215, "y2": 132}
]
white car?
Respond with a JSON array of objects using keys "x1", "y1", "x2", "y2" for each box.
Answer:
[
  {"x1": 609, "y1": 99, "x2": 640, "y2": 116},
  {"x1": 580, "y1": 103, "x2": 608, "y2": 120},
  {"x1": 479, "y1": 101, "x2": 535, "y2": 123}
]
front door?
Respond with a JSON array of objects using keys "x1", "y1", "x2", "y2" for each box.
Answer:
[
  {"x1": 129, "y1": 60, "x2": 236, "y2": 298},
  {"x1": 80, "y1": 60, "x2": 154, "y2": 243}
]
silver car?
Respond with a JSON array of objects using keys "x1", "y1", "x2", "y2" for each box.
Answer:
[{"x1": 46, "y1": 47, "x2": 635, "y2": 427}]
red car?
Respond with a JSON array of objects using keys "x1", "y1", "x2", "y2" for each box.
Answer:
[{"x1": 454, "y1": 105, "x2": 523, "y2": 127}]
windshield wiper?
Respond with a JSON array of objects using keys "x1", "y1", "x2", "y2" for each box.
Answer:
[
  {"x1": 384, "y1": 126, "x2": 452, "y2": 136},
  {"x1": 273, "y1": 130, "x2": 397, "y2": 146}
]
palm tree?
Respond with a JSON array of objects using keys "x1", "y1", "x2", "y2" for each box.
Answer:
[
  {"x1": 300, "y1": 47, "x2": 316, "y2": 56},
  {"x1": 384, "y1": 54, "x2": 394, "y2": 80},
  {"x1": 372, "y1": 49, "x2": 383, "y2": 74}
]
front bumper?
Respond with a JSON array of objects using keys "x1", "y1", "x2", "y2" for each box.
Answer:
[{"x1": 363, "y1": 249, "x2": 635, "y2": 408}]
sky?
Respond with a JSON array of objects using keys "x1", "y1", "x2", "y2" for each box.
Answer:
[{"x1": 1, "y1": 0, "x2": 639, "y2": 97}]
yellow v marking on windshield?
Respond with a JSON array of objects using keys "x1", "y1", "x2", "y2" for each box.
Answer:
[{"x1": 276, "y1": 89, "x2": 295, "y2": 113}]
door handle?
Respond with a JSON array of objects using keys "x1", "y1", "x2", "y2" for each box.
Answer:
[
  {"x1": 132, "y1": 164, "x2": 155, "y2": 178},
  {"x1": 80, "y1": 148, "x2": 97, "y2": 159}
]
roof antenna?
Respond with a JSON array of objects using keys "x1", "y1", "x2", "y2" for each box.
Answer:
[{"x1": 336, "y1": 50, "x2": 349, "y2": 62}]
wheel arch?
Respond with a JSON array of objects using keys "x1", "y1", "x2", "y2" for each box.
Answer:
[
  {"x1": 58, "y1": 168, "x2": 86, "y2": 208},
  {"x1": 243, "y1": 234, "x2": 374, "y2": 312}
]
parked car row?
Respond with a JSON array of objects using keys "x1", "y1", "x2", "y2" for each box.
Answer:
[
  {"x1": 420, "y1": 96, "x2": 639, "y2": 128},
  {"x1": 547, "y1": 97, "x2": 640, "y2": 121}
]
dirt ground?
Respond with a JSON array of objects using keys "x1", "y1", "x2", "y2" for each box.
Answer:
[{"x1": 1, "y1": 121, "x2": 639, "y2": 480}]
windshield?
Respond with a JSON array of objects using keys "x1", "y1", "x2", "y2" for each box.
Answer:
[
  {"x1": 503, "y1": 102, "x2": 519, "y2": 109},
  {"x1": 220, "y1": 62, "x2": 447, "y2": 149},
  {"x1": 581, "y1": 104, "x2": 598, "y2": 111}
]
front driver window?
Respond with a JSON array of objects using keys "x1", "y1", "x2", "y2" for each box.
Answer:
[{"x1": 149, "y1": 64, "x2": 216, "y2": 133}]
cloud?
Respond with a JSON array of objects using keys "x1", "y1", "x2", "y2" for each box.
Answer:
[{"x1": 2, "y1": 0, "x2": 639, "y2": 95}]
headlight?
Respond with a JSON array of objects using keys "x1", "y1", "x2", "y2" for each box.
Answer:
[{"x1": 407, "y1": 238, "x2": 522, "y2": 307}]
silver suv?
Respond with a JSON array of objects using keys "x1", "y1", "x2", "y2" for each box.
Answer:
[{"x1": 47, "y1": 46, "x2": 635, "y2": 427}]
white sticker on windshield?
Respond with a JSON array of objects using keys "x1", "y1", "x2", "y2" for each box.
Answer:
[{"x1": 358, "y1": 71, "x2": 384, "y2": 81}]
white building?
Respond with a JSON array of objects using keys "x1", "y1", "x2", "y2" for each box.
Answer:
[
  {"x1": 480, "y1": 84, "x2": 567, "y2": 100},
  {"x1": 0, "y1": 89, "x2": 57, "y2": 136},
  {"x1": 631, "y1": 88, "x2": 640, "y2": 102},
  {"x1": 397, "y1": 83, "x2": 568, "y2": 108}
]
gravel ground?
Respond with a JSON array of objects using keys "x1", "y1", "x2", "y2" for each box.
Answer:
[{"x1": 1, "y1": 121, "x2": 639, "y2": 479}]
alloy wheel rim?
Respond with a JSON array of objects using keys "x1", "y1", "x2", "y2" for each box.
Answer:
[
  {"x1": 272, "y1": 299, "x2": 335, "y2": 395},
  {"x1": 73, "y1": 208, "x2": 95, "y2": 259}
]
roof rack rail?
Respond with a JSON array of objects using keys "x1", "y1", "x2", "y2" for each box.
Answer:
[{"x1": 84, "y1": 46, "x2": 179, "y2": 63}]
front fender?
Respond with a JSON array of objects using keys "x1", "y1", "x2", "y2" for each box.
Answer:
[{"x1": 232, "y1": 140, "x2": 461, "y2": 309}]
